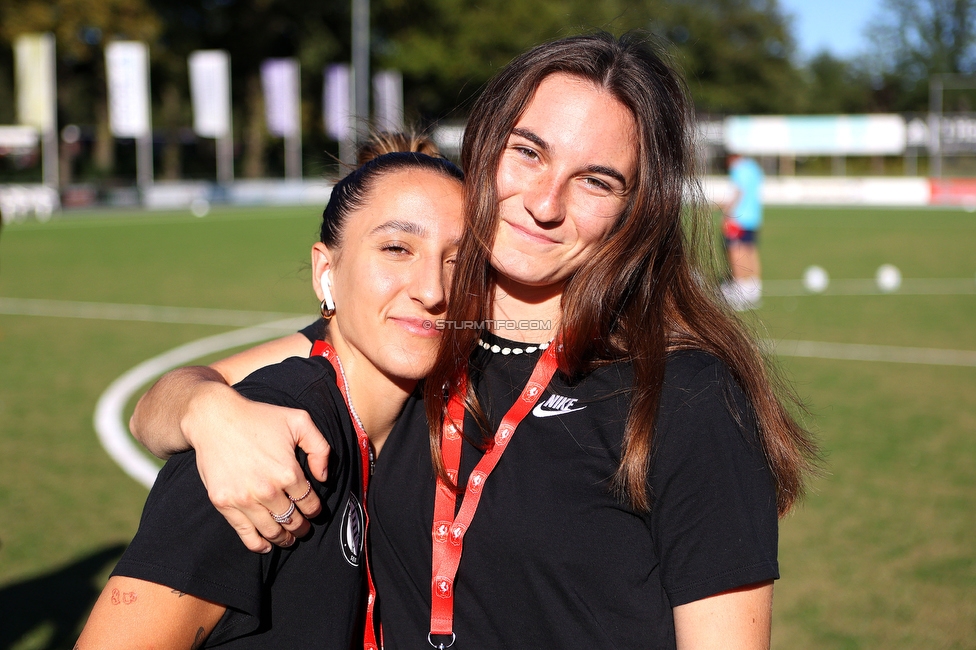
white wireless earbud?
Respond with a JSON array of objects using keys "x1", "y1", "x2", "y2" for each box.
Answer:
[{"x1": 320, "y1": 270, "x2": 335, "y2": 312}]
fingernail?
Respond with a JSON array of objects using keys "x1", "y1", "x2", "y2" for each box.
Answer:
[
  {"x1": 281, "y1": 537, "x2": 295, "y2": 548},
  {"x1": 260, "y1": 546, "x2": 272, "y2": 554}
]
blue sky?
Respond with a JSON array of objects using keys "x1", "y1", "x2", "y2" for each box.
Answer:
[{"x1": 779, "y1": 0, "x2": 886, "y2": 60}]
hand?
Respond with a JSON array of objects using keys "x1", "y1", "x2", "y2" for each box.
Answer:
[{"x1": 183, "y1": 383, "x2": 331, "y2": 553}]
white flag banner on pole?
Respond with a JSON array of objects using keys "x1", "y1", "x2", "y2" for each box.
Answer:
[
  {"x1": 15, "y1": 33, "x2": 56, "y2": 134},
  {"x1": 261, "y1": 58, "x2": 300, "y2": 138},
  {"x1": 373, "y1": 70, "x2": 403, "y2": 132},
  {"x1": 189, "y1": 50, "x2": 232, "y2": 138},
  {"x1": 324, "y1": 64, "x2": 353, "y2": 142},
  {"x1": 105, "y1": 42, "x2": 151, "y2": 138}
]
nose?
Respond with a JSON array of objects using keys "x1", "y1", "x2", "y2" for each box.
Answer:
[
  {"x1": 410, "y1": 253, "x2": 448, "y2": 312},
  {"x1": 523, "y1": 170, "x2": 565, "y2": 224}
]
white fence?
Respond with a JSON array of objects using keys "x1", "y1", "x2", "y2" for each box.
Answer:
[
  {"x1": 702, "y1": 176, "x2": 969, "y2": 207},
  {"x1": 5, "y1": 176, "x2": 976, "y2": 223}
]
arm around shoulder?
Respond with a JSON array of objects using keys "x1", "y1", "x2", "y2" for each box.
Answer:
[
  {"x1": 129, "y1": 332, "x2": 314, "y2": 458},
  {"x1": 129, "y1": 332, "x2": 331, "y2": 552},
  {"x1": 129, "y1": 365, "x2": 229, "y2": 458}
]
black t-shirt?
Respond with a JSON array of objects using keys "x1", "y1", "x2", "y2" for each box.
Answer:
[
  {"x1": 300, "y1": 318, "x2": 328, "y2": 344},
  {"x1": 369, "y1": 333, "x2": 778, "y2": 649},
  {"x1": 112, "y1": 355, "x2": 366, "y2": 649}
]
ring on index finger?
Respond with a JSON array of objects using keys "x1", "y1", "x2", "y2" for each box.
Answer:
[
  {"x1": 288, "y1": 480, "x2": 312, "y2": 503},
  {"x1": 270, "y1": 502, "x2": 296, "y2": 525}
]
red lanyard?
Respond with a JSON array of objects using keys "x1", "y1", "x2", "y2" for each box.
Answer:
[
  {"x1": 310, "y1": 340, "x2": 380, "y2": 650},
  {"x1": 429, "y1": 338, "x2": 561, "y2": 649}
]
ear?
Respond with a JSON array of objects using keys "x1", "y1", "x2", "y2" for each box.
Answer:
[{"x1": 311, "y1": 242, "x2": 334, "y2": 303}]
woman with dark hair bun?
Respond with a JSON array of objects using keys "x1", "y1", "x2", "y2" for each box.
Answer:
[
  {"x1": 357, "y1": 131, "x2": 442, "y2": 165},
  {"x1": 131, "y1": 34, "x2": 816, "y2": 649},
  {"x1": 79, "y1": 136, "x2": 463, "y2": 649}
]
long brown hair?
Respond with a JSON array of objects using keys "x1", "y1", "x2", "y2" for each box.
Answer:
[{"x1": 425, "y1": 32, "x2": 817, "y2": 516}]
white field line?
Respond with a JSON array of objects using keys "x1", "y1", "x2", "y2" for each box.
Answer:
[
  {"x1": 95, "y1": 331, "x2": 976, "y2": 489},
  {"x1": 93, "y1": 317, "x2": 312, "y2": 489},
  {"x1": 0, "y1": 297, "x2": 306, "y2": 327},
  {"x1": 17, "y1": 297, "x2": 959, "y2": 486},
  {"x1": 764, "y1": 278, "x2": 976, "y2": 297},
  {"x1": 768, "y1": 339, "x2": 976, "y2": 367}
]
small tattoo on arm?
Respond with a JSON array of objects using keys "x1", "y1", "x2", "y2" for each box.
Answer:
[
  {"x1": 110, "y1": 588, "x2": 138, "y2": 605},
  {"x1": 190, "y1": 626, "x2": 206, "y2": 649}
]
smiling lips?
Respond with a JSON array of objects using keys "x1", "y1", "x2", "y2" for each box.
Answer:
[
  {"x1": 392, "y1": 316, "x2": 442, "y2": 338},
  {"x1": 504, "y1": 219, "x2": 560, "y2": 245}
]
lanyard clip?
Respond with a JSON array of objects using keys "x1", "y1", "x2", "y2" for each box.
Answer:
[{"x1": 428, "y1": 633, "x2": 456, "y2": 649}]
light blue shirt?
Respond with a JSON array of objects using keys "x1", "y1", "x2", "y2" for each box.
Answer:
[{"x1": 730, "y1": 157, "x2": 763, "y2": 230}]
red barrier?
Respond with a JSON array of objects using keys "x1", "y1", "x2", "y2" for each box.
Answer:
[{"x1": 929, "y1": 178, "x2": 976, "y2": 206}]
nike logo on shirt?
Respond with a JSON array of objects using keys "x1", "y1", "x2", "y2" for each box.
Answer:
[{"x1": 532, "y1": 394, "x2": 586, "y2": 418}]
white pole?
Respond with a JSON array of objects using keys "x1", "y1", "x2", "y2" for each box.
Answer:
[
  {"x1": 286, "y1": 61, "x2": 303, "y2": 179},
  {"x1": 41, "y1": 34, "x2": 58, "y2": 189},
  {"x1": 352, "y1": 0, "x2": 370, "y2": 147}
]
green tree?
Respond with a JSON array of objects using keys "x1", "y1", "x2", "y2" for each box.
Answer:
[
  {"x1": 3, "y1": 0, "x2": 865, "y2": 184},
  {"x1": 374, "y1": 0, "x2": 632, "y2": 121},
  {"x1": 664, "y1": 0, "x2": 803, "y2": 114},
  {"x1": 377, "y1": 0, "x2": 805, "y2": 120},
  {"x1": 865, "y1": 0, "x2": 976, "y2": 110},
  {"x1": 803, "y1": 51, "x2": 872, "y2": 114},
  {"x1": 0, "y1": 0, "x2": 163, "y2": 175},
  {"x1": 146, "y1": 0, "x2": 348, "y2": 178}
]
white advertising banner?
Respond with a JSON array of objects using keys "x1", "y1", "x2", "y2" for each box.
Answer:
[
  {"x1": 261, "y1": 58, "x2": 300, "y2": 137},
  {"x1": 0, "y1": 126, "x2": 39, "y2": 149},
  {"x1": 934, "y1": 114, "x2": 976, "y2": 153},
  {"x1": 15, "y1": 33, "x2": 56, "y2": 133},
  {"x1": 189, "y1": 50, "x2": 232, "y2": 138},
  {"x1": 373, "y1": 70, "x2": 403, "y2": 132},
  {"x1": 324, "y1": 64, "x2": 353, "y2": 141},
  {"x1": 724, "y1": 115, "x2": 907, "y2": 156},
  {"x1": 105, "y1": 41, "x2": 152, "y2": 138}
]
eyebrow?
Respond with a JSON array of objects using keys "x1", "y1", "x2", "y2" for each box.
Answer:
[
  {"x1": 370, "y1": 220, "x2": 428, "y2": 237},
  {"x1": 512, "y1": 128, "x2": 549, "y2": 153},
  {"x1": 510, "y1": 128, "x2": 628, "y2": 188},
  {"x1": 369, "y1": 221, "x2": 461, "y2": 246}
]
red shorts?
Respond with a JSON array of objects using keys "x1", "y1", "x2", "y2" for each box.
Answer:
[{"x1": 723, "y1": 217, "x2": 758, "y2": 244}]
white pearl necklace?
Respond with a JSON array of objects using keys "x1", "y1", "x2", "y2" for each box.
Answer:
[
  {"x1": 477, "y1": 337, "x2": 551, "y2": 356},
  {"x1": 331, "y1": 349, "x2": 375, "y2": 471}
]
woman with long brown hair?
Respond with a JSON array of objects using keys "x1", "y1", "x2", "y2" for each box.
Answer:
[{"x1": 131, "y1": 33, "x2": 816, "y2": 649}]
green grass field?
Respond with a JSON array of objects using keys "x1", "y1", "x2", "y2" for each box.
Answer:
[{"x1": 1, "y1": 204, "x2": 974, "y2": 649}]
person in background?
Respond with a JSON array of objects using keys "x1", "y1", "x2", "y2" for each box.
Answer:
[{"x1": 722, "y1": 153, "x2": 765, "y2": 310}]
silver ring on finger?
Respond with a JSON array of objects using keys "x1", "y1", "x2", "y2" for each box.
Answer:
[
  {"x1": 269, "y1": 502, "x2": 296, "y2": 525},
  {"x1": 288, "y1": 480, "x2": 312, "y2": 503}
]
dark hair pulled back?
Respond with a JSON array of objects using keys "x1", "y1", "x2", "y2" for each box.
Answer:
[{"x1": 320, "y1": 133, "x2": 463, "y2": 247}]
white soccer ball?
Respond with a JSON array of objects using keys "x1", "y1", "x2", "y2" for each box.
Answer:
[
  {"x1": 802, "y1": 265, "x2": 829, "y2": 293},
  {"x1": 876, "y1": 264, "x2": 902, "y2": 293},
  {"x1": 190, "y1": 198, "x2": 211, "y2": 218}
]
